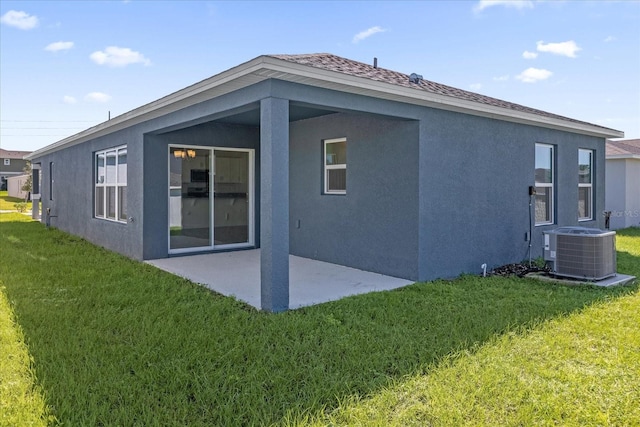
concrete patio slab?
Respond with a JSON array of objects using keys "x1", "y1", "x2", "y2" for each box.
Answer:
[
  {"x1": 525, "y1": 272, "x2": 636, "y2": 288},
  {"x1": 146, "y1": 249, "x2": 414, "y2": 310}
]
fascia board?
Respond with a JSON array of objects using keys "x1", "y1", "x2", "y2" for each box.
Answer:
[
  {"x1": 26, "y1": 57, "x2": 272, "y2": 160},
  {"x1": 26, "y1": 55, "x2": 623, "y2": 160},
  {"x1": 606, "y1": 154, "x2": 640, "y2": 160}
]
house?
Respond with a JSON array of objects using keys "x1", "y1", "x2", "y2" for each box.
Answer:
[
  {"x1": 25, "y1": 53, "x2": 623, "y2": 311},
  {"x1": 0, "y1": 148, "x2": 31, "y2": 191},
  {"x1": 606, "y1": 139, "x2": 640, "y2": 229}
]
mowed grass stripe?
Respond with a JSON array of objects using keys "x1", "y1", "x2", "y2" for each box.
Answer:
[{"x1": 0, "y1": 283, "x2": 53, "y2": 427}]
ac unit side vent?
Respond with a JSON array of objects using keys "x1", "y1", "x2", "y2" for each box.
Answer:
[{"x1": 555, "y1": 233, "x2": 616, "y2": 281}]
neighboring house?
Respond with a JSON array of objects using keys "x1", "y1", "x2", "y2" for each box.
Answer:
[
  {"x1": 26, "y1": 53, "x2": 623, "y2": 311},
  {"x1": 7, "y1": 174, "x2": 30, "y2": 200},
  {"x1": 0, "y1": 148, "x2": 31, "y2": 191},
  {"x1": 606, "y1": 139, "x2": 640, "y2": 229}
]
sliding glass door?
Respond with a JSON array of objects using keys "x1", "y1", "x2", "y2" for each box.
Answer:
[{"x1": 168, "y1": 146, "x2": 253, "y2": 254}]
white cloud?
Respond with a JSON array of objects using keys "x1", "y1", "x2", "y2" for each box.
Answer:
[
  {"x1": 62, "y1": 95, "x2": 77, "y2": 104},
  {"x1": 493, "y1": 75, "x2": 510, "y2": 82},
  {"x1": 85, "y1": 92, "x2": 112, "y2": 103},
  {"x1": 536, "y1": 40, "x2": 581, "y2": 58},
  {"x1": 604, "y1": 35, "x2": 616, "y2": 43},
  {"x1": 469, "y1": 83, "x2": 483, "y2": 91},
  {"x1": 474, "y1": 0, "x2": 534, "y2": 13},
  {"x1": 90, "y1": 46, "x2": 151, "y2": 67},
  {"x1": 516, "y1": 67, "x2": 552, "y2": 83},
  {"x1": 45, "y1": 41, "x2": 74, "y2": 52},
  {"x1": 0, "y1": 10, "x2": 39, "y2": 30},
  {"x1": 522, "y1": 50, "x2": 538, "y2": 59},
  {"x1": 352, "y1": 26, "x2": 386, "y2": 44}
]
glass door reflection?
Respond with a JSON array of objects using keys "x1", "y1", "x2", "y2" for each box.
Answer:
[
  {"x1": 169, "y1": 147, "x2": 212, "y2": 250},
  {"x1": 213, "y1": 150, "x2": 249, "y2": 246}
]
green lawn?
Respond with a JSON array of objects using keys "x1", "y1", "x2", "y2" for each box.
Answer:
[
  {"x1": 0, "y1": 281, "x2": 52, "y2": 426},
  {"x1": 0, "y1": 190, "x2": 32, "y2": 211},
  {"x1": 0, "y1": 213, "x2": 638, "y2": 426}
]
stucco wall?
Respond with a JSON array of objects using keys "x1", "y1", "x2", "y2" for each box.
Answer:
[
  {"x1": 30, "y1": 78, "x2": 608, "y2": 283},
  {"x1": 289, "y1": 113, "x2": 420, "y2": 279},
  {"x1": 418, "y1": 108, "x2": 605, "y2": 280},
  {"x1": 606, "y1": 158, "x2": 640, "y2": 229},
  {"x1": 34, "y1": 126, "x2": 144, "y2": 259}
]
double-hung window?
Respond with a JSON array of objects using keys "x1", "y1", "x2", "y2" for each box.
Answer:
[
  {"x1": 95, "y1": 146, "x2": 127, "y2": 222},
  {"x1": 324, "y1": 138, "x2": 347, "y2": 194},
  {"x1": 535, "y1": 143, "x2": 554, "y2": 225},
  {"x1": 578, "y1": 149, "x2": 593, "y2": 221}
]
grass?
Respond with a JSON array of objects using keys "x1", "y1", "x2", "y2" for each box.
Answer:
[
  {"x1": 0, "y1": 213, "x2": 638, "y2": 426},
  {"x1": 0, "y1": 190, "x2": 32, "y2": 211},
  {"x1": 0, "y1": 283, "x2": 52, "y2": 427}
]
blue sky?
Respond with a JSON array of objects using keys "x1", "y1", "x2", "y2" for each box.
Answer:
[{"x1": 1, "y1": 0, "x2": 639, "y2": 152}]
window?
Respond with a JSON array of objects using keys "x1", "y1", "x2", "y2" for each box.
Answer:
[
  {"x1": 535, "y1": 144, "x2": 554, "y2": 225},
  {"x1": 3, "y1": 159, "x2": 10, "y2": 166},
  {"x1": 95, "y1": 146, "x2": 127, "y2": 222},
  {"x1": 49, "y1": 162, "x2": 54, "y2": 200},
  {"x1": 578, "y1": 149, "x2": 593, "y2": 221},
  {"x1": 324, "y1": 138, "x2": 346, "y2": 194}
]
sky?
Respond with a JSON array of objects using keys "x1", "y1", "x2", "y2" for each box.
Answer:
[{"x1": 1, "y1": 0, "x2": 639, "y2": 152}]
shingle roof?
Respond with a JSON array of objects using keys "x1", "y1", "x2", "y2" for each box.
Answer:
[
  {"x1": 268, "y1": 53, "x2": 614, "y2": 131},
  {"x1": 606, "y1": 139, "x2": 640, "y2": 157},
  {"x1": 0, "y1": 148, "x2": 31, "y2": 159}
]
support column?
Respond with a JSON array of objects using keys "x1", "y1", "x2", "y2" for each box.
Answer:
[
  {"x1": 260, "y1": 97, "x2": 290, "y2": 312},
  {"x1": 417, "y1": 119, "x2": 429, "y2": 281}
]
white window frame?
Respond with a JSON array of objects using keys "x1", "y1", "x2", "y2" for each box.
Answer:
[
  {"x1": 535, "y1": 143, "x2": 554, "y2": 226},
  {"x1": 578, "y1": 149, "x2": 593, "y2": 221},
  {"x1": 3, "y1": 158, "x2": 10, "y2": 166},
  {"x1": 95, "y1": 145, "x2": 127, "y2": 223},
  {"x1": 324, "y1": 137, "x2": 347, "y2": 195}
]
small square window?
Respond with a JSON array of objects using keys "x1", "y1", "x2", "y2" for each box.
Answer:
[{"x1": 3, "y1": 159, "x2": 10, "y2": 166}]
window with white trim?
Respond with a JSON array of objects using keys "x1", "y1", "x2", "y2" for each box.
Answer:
[
  {"x1": 578, "y1": 149, "x2": 593, "y2": 221},
  {"x1": 535, "y1": 143, "x2": 554, "y2": 225},
  {"x1": 95, "y1": 146, "x2": 127, "y2": 222},
  {"x1": 324, "y1": 138, "x2": 346, "y2": 194},
  {"x1": 3, "y1": 159, "x2": 10, "y2": 166}
]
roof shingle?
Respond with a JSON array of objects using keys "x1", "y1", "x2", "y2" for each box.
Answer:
[
  {"x1": 268, "y1": 53, "x2": 615, "y2": 131},
  {"x1": 606, "y1": 139, "x2": 640, "y2": 156},
  {"x1": 0, "y1": 148, "x2": 31, "y2": 159}
]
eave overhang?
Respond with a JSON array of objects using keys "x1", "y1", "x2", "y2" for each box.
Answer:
[{"x1": 26, "y1": 55, "x2": 623, "y2": 160}]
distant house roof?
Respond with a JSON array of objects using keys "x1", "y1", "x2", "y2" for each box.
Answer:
[
  {"x1": 606, "y1": 139, "x2": 640, "y2": 159},
  {"x1": 0, "y1": 148, "x2": 31, "y2": 160},
  {"x1": 27, "y1": 53, "x2": 623, "y2": 160}
]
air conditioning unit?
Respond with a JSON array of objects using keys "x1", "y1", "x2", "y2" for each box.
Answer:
[{"x1": 543, "y1": 227, "x2": 616, "y2": 281}]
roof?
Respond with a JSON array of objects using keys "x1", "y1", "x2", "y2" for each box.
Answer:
[
  {"x1": 27, "y1": 53, "x2": 623, "y2": 160},
  {"x1": 269, "y1": 54, "x2": 608, "y2": 130},
  {"x1": 0, "y1": 148, "x2": 31, "y2": 160},
  {"x1": 606, "y1": 139, "x2": 640, "y2": 159}
]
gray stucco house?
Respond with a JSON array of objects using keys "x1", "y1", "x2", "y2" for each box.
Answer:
[
  {"x1": 606, "y1": 139, "x2": 640, "y2": 229},
  {"x1": 0, "y1": 148, "x2": 31, "y2": 191},
  {"x1": 26, "y1": 53, "x2": 623, "y2": 311}
]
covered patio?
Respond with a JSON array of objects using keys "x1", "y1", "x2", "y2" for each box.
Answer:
[{"x1": 147, "y1": 250, "x2": 413, "y2": 310}]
